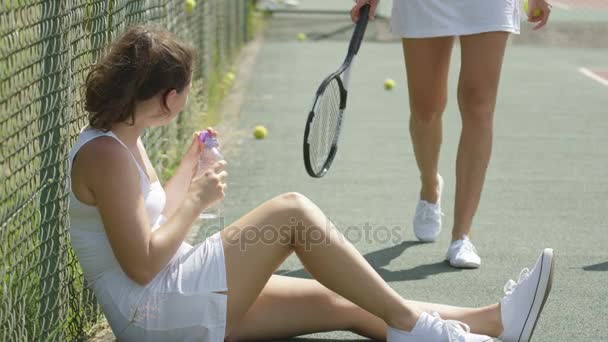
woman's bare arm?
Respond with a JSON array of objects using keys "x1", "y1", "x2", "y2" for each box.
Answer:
[
  {"x1": 162, "y1": 160, "x2": 197, "y2": 218},
  {"x1": 151, "y1": 133, "x2": 203, "y2": 218},
  {"x1": 77, "y1": 138, "x2": 201, "y2": 286}
]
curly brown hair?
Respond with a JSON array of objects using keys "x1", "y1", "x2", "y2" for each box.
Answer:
[{"x1": 84, "y1": 25, "x2": 195, "y2": 131}]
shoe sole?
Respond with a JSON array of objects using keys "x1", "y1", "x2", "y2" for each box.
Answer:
[
  {"x1": 415, "y1": 234, "x2": 440, "y2": 243},
  {"x1": 518, "y1": 248, "x2": 554, "y2": 342},
  {"x1": 446, "y1": 259, "x2": 481, "y2": 269}
]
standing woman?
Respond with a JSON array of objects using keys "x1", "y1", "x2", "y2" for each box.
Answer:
[{"x1": 351, "y1": 0, "x2": 552, "y2": 268}]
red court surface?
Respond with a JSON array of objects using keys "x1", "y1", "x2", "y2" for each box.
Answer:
[
  {"x1": 594, "y1": 70, "x2": 608, "y2": 81},
  {"x1": 552, "y1": 0, "x2": 608, "y2": 9}
]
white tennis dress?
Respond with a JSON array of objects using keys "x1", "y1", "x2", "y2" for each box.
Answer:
[
  {"x1": 68, "y1": 127, "x2": 228, "y2": 341},
  {"x1": 390, "y1": 0, "x2": 521, "y2": 38}
]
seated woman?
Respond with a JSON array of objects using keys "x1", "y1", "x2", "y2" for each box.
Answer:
[{"x1": 69, "y1": 25, "x2": 554, "y2": 342}]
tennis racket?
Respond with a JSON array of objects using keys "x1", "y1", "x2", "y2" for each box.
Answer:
[{"x1": 303, "y1": 4, "x2": 370, "y2": 178}]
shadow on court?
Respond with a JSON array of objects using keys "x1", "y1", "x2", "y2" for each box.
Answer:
[
  {"x1": 583, "y1": 262, "x2": 608, "y2": 272},
  {"x1": 276, "y1": 241, "x2": 460, "y2": 282}
]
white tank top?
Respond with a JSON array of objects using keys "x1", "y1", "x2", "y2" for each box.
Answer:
[{"x1": 67, "y1": 127, "x2": 167, "y2": 285}]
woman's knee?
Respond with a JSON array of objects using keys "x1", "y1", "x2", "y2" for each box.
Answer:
[
  {"x1": 457, "y1": 83, "x2": 496, "y2": 126},
  {"x1": 273, "y1": 192, "x2": 313, "y2": 216},
  {"x1": 409, "y1": 95, "x2": 447, "y2": 124},
  {"x1": 272, "y1": 192, "x2": 332, "y2": 245}
]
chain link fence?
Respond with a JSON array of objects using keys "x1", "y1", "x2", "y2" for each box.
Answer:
[{"x1": 0, "y1": 0, "x2": 257, "y2": 340}]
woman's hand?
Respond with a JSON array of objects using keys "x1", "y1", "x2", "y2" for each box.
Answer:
[
  {"x1": 161, "y1": 127, "x2": 220, "y2": 218},
  {"x1": 180, "y1": 127, "x2": 218, "y2": 177},
  {"x1": 526, "y1": 0, "x2": 552, "y2": 30},
  {"x1": 189, "y1": 160, "x2": 228, "y2": 210},
  {"x1": 351, "y1": 0, "x2": 379, "y2": 23}
]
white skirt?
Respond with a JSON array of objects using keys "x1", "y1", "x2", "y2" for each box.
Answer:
[
  {"x1": 391, "y1": 0, "x2": 521, "y2": 38},
  {"x1": 95, "y1": 231, "x2": 228, "y2": 342}
]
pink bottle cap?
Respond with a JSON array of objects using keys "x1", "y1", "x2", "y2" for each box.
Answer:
[{"x1": 199, "y1": 131, "x2": 210, "y2": 143}]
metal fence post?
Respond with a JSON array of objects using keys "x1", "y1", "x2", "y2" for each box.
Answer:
[{"x1": 38, "y1": 0, "x2": 64, "y2": 339}]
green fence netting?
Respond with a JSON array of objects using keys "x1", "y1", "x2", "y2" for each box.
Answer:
[{"x1": 0, "y1": 0, "x2": 254, "y2": 340}]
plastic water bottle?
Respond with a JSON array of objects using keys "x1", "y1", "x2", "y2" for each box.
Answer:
[{"x1": 196, "y1": 131, "x2": 224, "y2": 230}]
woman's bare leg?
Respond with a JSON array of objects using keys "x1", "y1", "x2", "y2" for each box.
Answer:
[
  {"x1": 402, "y1": 37, "x2": 454, "y2": 203},
  {"x1": 452, "y1": 32, "x2": 509, "y2": 240},
  {"x1": 220, "y1": 192, "x2": 421, "y2": 337},
  {"x1": 226, "y1": 275, "x2": 502, "y2": 341},
  {"x1": 220, "y1": 193, "x2": 503, "y2": 339},
  {"x1": 225, "y1": 275, "x2": 386, "y2": 341}
]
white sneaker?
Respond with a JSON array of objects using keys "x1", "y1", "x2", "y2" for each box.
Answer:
[
  {"x1": 500, "y1": 248, "x2": 555, "y2": 342},
  {"x1": 446, "y1": 238, "x2": 481, "y2": 269},
  {"x1": 387, "y1": 312, "x2": 493, "y2": 342},
  {"x1": 413, "y1": 175, "x2": 444, "y2": 242}
]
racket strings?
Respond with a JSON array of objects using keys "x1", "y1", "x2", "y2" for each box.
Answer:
[{"x1": 310, "y1": 78, "x2": 342, "y2": 173}]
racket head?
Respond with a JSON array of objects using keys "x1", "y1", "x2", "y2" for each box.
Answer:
[
  {"x1": 303, "y1": 74, "x2": 347, "y2": 178},
  {"x1": 302, "y1": 5, "x2": 369, "y2": 178}
]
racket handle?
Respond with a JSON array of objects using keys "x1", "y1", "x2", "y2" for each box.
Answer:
[
  {"x1": 348, "y1": 4, "x2": 370, "y2": 56},
  {"x1": 342, "y1": 61, "x2": 354, "y2": 91}
]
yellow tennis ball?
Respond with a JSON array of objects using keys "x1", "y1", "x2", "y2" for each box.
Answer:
[
  {"x1": 384, "y1": 78, "x2": 395, "y2": 90},
  {"x1": 297, "y1": 32, "x2": 307, "y2": 41},
  {"x1": 523, "y1": 0, "x2": 542, "y2": 18},
  {"x1": 226, "y1": 72, "x2": 235, "y2": 82},
  {"x1": 185, "y1": 0, "x2": 196, "y2": 14},
  {"x1": 253, "y1": 125, "x2": 267, "y2": 139}
]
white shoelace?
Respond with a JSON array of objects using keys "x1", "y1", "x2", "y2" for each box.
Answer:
[
  {"x1": 457, "y1": 239, "x2": 478, "y2": 256},
  {"x1": 430, "y1": 312, "x2": 471, "y2": 341},
  {"x1": 503, "y1": 268, "x2": 531, "y2": 295}
]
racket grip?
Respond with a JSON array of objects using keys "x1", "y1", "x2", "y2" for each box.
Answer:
[
  {"x1": 357, "y1": 3, "x2": 370, "y2": 21},
  {"x1": 349, "y1": 4, "x2": 370, "y2": 56}
]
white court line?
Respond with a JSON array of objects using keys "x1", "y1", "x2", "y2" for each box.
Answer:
[{"x1": 579, "y1": 67, "x2": 608, "y2": 87}]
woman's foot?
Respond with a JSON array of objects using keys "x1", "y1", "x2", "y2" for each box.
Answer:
[
  {"x1": 446, "y1": 237, "x2": 481, "y2": 269},
  {"x1": 413, "y1": 174, "x2": 444, "y2": 242},
  {"x1": 500, "y1": 248, "x2": 555, "y2": 342},
  {"x1": 387, "y1": 312, "x2": 492, "y2": 342}
]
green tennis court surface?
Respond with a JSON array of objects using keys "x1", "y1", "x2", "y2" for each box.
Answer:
[
  {"x1": 210, "y1": 7, "x2": 608, "y2": 342},
  {"x1": 549, "y1": 0, "x2": 608, "y2": 22}
]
